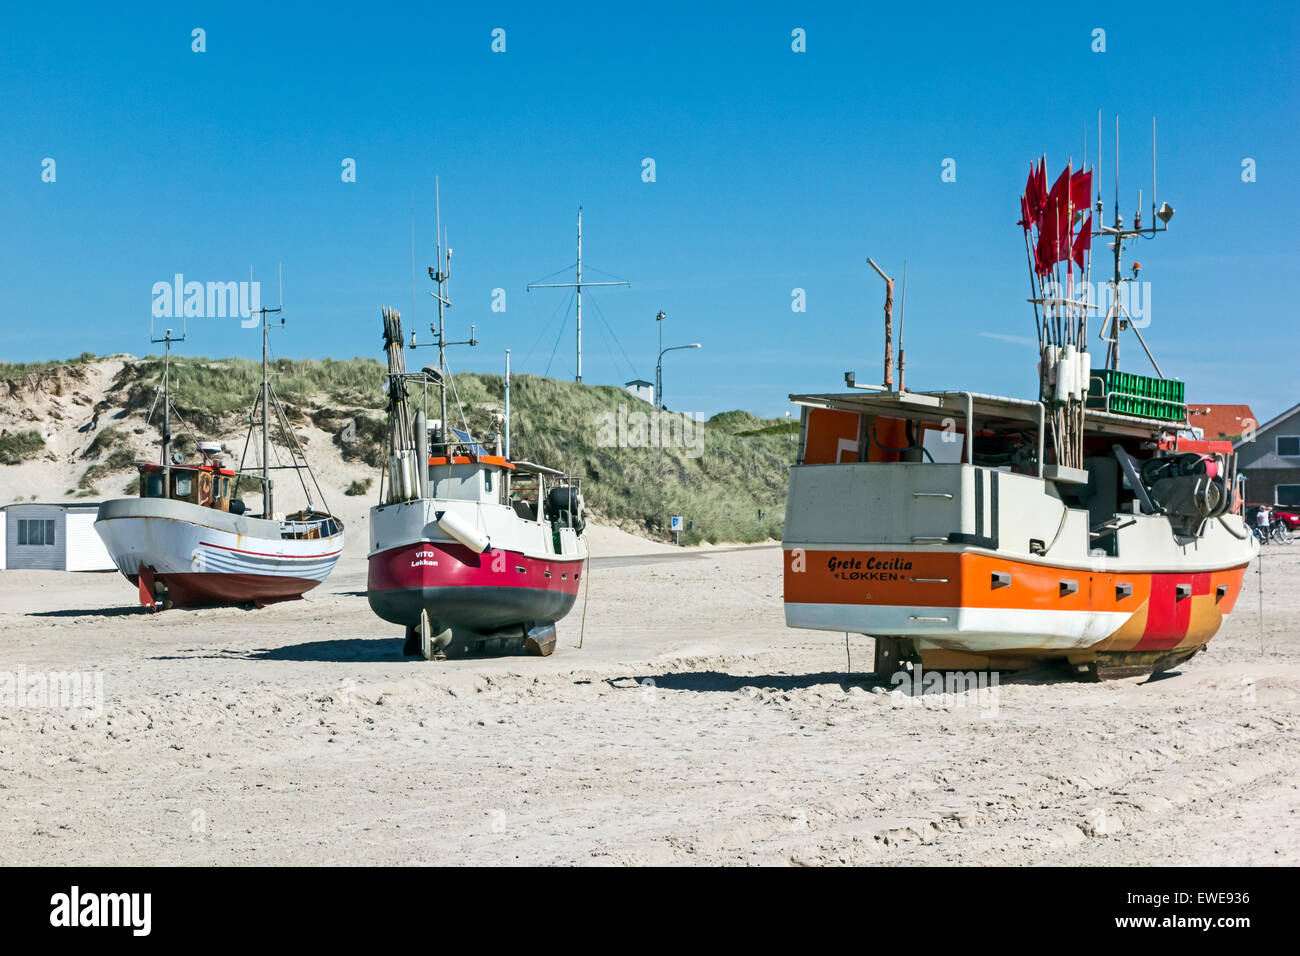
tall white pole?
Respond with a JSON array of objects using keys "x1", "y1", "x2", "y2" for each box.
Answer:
[
  {"x1": 162, "y1": 333, "x2": 171, "y2": 486},
  {"x1": 262, "y1": 301, "x2": 271, "y2": 516},
  {"x1": 575, "y1": 207, "x2": 583, "y2": 383},
  {"x1": 656, "y1": 311, "x2": 664, "y2": 408},
  {"x1": 527, "y1": 208, "x2": 628, "y2": 384}
]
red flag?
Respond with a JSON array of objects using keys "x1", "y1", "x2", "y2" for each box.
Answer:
[
  {"x1": 1070, "y1": 169, "x2": 1092, "y2": 219},
  {"x1": 1027, "y1": 158, "x2": 1047, "y2": 222},
  {"x1": 1019, "y1": 161, "x2": 1042, "y2": 230},
  {"x1": 1072, "y1": 214, "x2": 1092, "y2": 270},
  {"x1": 1067, "y1": 170, "x2": 1092, "y2": 273},
  {"x1": 1035, "y1": 165, "x2": 1072, "y2": 274}
]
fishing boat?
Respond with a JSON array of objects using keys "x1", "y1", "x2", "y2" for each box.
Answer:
[
  {"x1": 366, "y1": 202, "x2": 588, "y2": 659},
  {"x1": 94, "y1": 307, "x2": 344, "y2": 609},
  {"x1": 782, "y1": 123, "x2": 1256, "y2": 679}
]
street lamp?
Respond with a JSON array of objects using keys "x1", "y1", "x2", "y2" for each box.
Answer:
[
  {"x1": 656, "y1": 343, "x2": 701, "y2": 410},
  {"x1": 655, "y1": 311, "x2": 665, "y2": 408}
]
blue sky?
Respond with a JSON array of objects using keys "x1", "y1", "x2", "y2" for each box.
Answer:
[{"x1": 2, "y1": 2, "x2": 1296, "y2": 420}]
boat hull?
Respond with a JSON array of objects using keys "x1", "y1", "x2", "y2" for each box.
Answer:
[
  {"x1": 128, "y1": 570, "x2": 323, "y2": 607},
  {"x1": 784, "y1": 547, "x2": 1249, "y2": 669},
  {"x1": 781, "y1": 461, "x2": 1256, "y2": 672},
  {"x1": 95, "y1": 498, "x2": 343, "y2": 608},
  {"x1": 368, "y1": 540, "x2": 583, "y2": 632}
]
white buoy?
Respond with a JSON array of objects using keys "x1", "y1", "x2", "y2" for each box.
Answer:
[
  {"x1": 1075, "y1": 349, "x2": 1092, "y2": 401},
  {"x1": 1056, "y1": 344, "x2": 1077, "y2": 402},
  {"x1": 436, "y1": 510, "x2": 490, "y2": 553}
]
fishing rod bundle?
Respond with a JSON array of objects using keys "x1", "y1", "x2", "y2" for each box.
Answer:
[{"x1": 381, "y1": 305, "x2": 422, "y2": 502}]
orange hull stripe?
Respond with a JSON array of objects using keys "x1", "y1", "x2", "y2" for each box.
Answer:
[{"x1": 785, "y1": 549, "x2": 1248, "y2": 647}]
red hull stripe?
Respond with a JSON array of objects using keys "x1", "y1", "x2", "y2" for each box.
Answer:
[
  {"x1": 151, "y1": 571, "x2": 320, "y2": 607},
  {"x1": 369, "y1": 541, "x2": 583, "y2": 596},
  {"x1": 1134, "y1": 571, "x2": 1212, "y2": 651},
  {"x1": 200, "y1": 540, "x2": 343, "y2": 560}
]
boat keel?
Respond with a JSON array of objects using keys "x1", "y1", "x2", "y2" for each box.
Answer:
[
  {"x1": 871, "y1": 636, "x2": 1205, "y2": 681},
  {"x1": 401, "y1": 620, "x2": 559, "y2": 660}
]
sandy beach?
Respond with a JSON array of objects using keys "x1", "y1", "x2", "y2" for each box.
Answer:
[{"x1": 1, "y1": 523, "x2": 1295, "y2": 866}]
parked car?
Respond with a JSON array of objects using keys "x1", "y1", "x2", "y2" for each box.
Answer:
[{"x1": 1245, "y1": 503, "x2": 1300, "y2": 530}]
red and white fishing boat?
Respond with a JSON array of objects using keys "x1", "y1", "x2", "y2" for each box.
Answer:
[
  {"x1": 782, "y1": 124, "x2": 1256, "y2": 679},
  {"x1": 95, "y1": 310, "x2": 344, "y2": 609},
  {"x1": 366, "y1": 213, "x2": 587, "y2": 658}
]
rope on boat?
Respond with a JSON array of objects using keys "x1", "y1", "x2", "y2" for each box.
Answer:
[
  {"x1": 1042, "y1": 501, "x2": 1070, "y2": 555},
  {"x1": 1217, "y1": 514, "x2": 1251, "y2": 540},
  {"x1": 578, "y1": 538, "x2": 591, "y2": 649}
]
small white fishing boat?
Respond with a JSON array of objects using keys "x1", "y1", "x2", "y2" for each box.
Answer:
[{"x1": 95, "y1": 309, "x2": 344, "y2": 609}]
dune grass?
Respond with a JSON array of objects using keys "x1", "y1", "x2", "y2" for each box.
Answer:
[
  {"x1": 14, "y1": 354, "x2": 795, "y2": 543},
  {"x1": 119, "y1": 356, "x2": 386, "y2": 431},
  {"x1": 0, "y1": 430, "x2": 46, "y2": 465},
  {"x1": 0, "y1": 352, "x2": 97, "y2": 381},
  {"x1": 468, "y1": 374, "x2": 793, "y2": 543}
]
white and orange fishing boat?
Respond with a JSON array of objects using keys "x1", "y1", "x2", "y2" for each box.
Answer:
[
  {"x1": 366, "y1": 206, "x2": 587, "y2": 658},
  {"x1": 783, "y1": 127, "x2": 1256, "y2": 679},
  {"x1": 95, "y1": 309, "x2": 344, "y2": 609}
]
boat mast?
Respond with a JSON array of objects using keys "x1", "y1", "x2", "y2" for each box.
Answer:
[
  {"x1": 256, "y1": 303, "x2": 283, "y2": 514},
  {"x1": 1108, "y1": 116, "x2": 1123, "y2": 370},
  {"x1": 866, "y1": 258, "x2": 895, "y2": 390},
  {"x1": 417, "y1": 179, "x2": 476, "y2": 456},
  {"x1": 1097, "y1": 116, "x2": 1173, "y2": 374},
  {"x1": 250, "y1": 267, "x2": 283, "y2": 516},
  {"x1": 164, "y1": 334, "x2": 171, "y2": 475},
  {"x1": 150, "y1": 320, "x2": 185, "y2": 491},
  {"x1": 262, "y1": 295, "x2": 271, "y2": 514},
  {"x1": 434, "y1": 183, "x2": 448, "y2": 441},
  {"x1": 576, "y1": 211, "x2": 583, "y2": 381},
  {"x1": 527, "y1": 207, "x2": 628, "y2": 383}
]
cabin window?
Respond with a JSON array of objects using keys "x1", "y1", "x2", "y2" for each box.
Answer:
[
  {"x1": 17, "y1": 519, "x2": 56, "y2": 546},
  {"x1": 172, "y1": 472, "x2": 193, "y2": 499},
  {"x1": 1277, "y1": 436, "x2": 1300, "y2": 458},
  {"x1": 144, "y1": 472, "x2": 165, "y2": 498},
  {"x1": 484, "y1": 469, "x2": 493, "y2": 494},
  {"x1": 1277, "y1": 484, "x2": 1300, "y2": 506}
]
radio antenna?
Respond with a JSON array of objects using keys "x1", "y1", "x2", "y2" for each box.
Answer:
[
  {"x1": 1114, "y1": 115, "x2": 1120, "y2": 230},
  {"x1": 410, "y1": 191, "x2": 417, "y2": 325},
  {"x1": 527, "y1": 208, "x2": 630, "y2": 383},
  {"x1": 1152, "y1": 117, "x2": 1158, "y2": 225}
]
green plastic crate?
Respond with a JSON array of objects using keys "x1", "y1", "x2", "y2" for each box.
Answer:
[{"x1": 1086, "y1": 369, "x2": 1186, "y2": 421}]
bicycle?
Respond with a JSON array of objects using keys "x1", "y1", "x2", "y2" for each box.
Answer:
[{"x1": 1273, "y1": 524, "x2": 1294, "y2": 545}]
